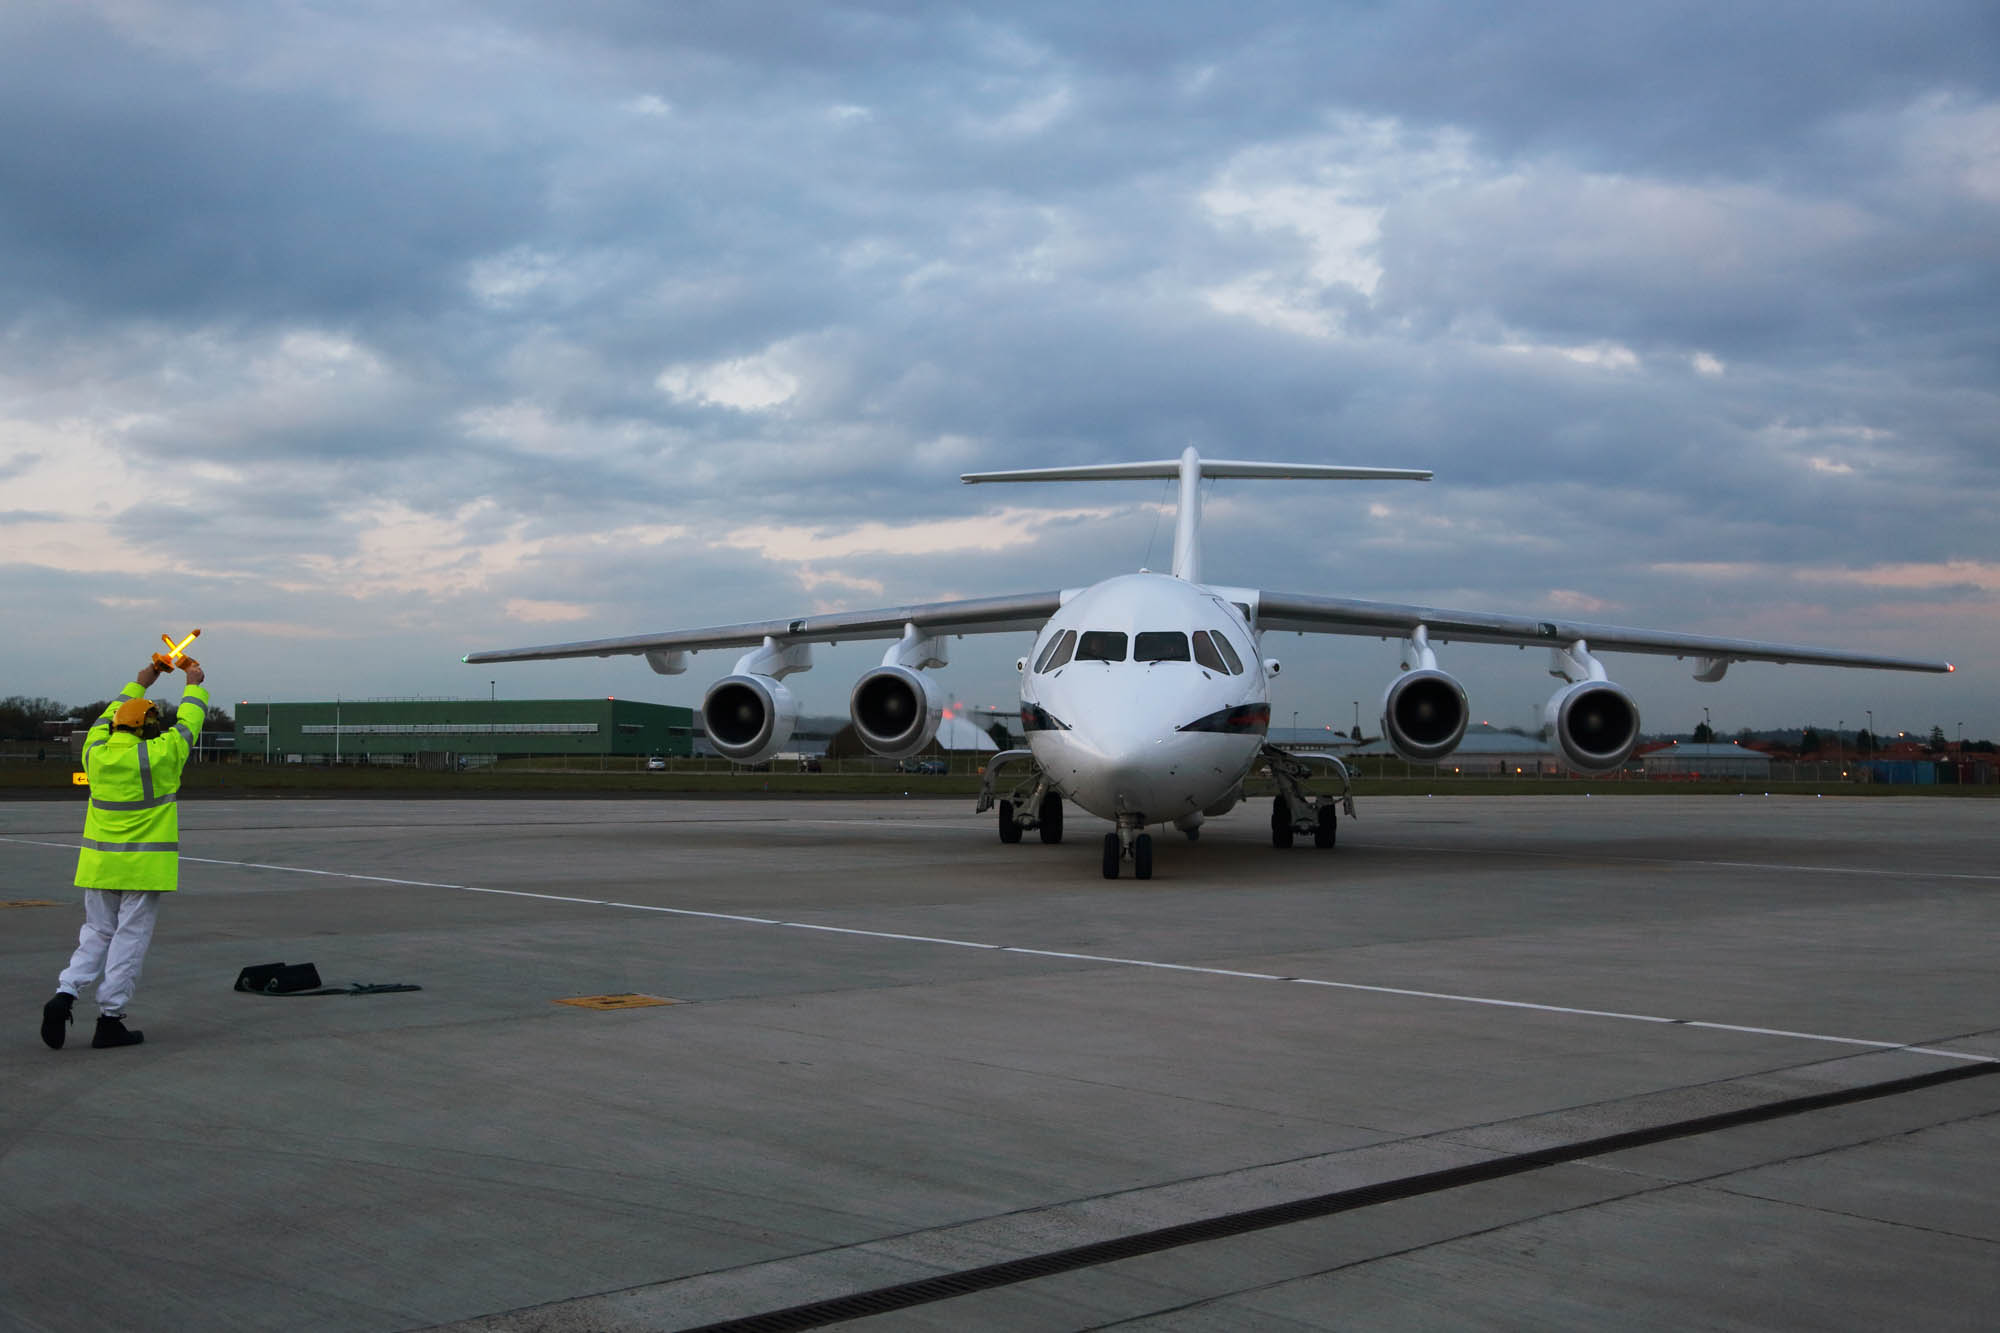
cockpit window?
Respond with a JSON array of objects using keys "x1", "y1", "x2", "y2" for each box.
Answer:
[
  {"x1": 1074, "y1": 630, "x2": 1128, "y2": 662},
  {"x1": 1134, "y1": 631, "x2": 1191, "y2": 662},
  {"x1": 1208, "y1": 628, "x2": 1245, "y2": 675},
  {"x1": 1192, "y1": 630, "x2": 1228, "y2": 673},
  {"x1": 1034, "y1": 628, "x2": 1077, "y2": 673}
]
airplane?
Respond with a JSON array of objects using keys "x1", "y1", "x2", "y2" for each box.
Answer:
[{"x1": 465, "y1": 447, "x2": 1954, "y2": 880}]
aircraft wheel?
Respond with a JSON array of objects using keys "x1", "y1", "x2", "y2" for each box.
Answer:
[
  {"x1": 1134, "y1": 833, "x2": 1154, "y2": 880},
  {"x1": 1101, "y1": 832, "x2": 1121, "y2": 879},
  {"x1": 998, "y1": 800, "x2": 1022, "y2": 844},
  {"x1": 1039, "y1": 792, "x2": 1064, "y2": 844},
  {"x1": 1271, "y1": 796, "x2": 1294, "y2": 849},
  {"x1": 1314, "y1": 805, "x2": 1337, "y2": 849}
]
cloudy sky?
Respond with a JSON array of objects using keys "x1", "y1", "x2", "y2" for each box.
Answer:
[{"x1": 3, "y1": 1, "x2": 1994, "y2": 741}]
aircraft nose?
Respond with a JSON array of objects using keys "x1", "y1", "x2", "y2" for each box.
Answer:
[{"x1": 1092, "y1": 722, "x2": 1190, "y2": 816}]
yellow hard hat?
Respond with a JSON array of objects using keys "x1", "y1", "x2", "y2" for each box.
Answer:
[{"x1": 113, "y1": 698, "x2": 160, "y2": 731}]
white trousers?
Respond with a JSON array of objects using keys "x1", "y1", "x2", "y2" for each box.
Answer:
[{"x1": 58, "y1": 888, "x2": 162, "y2": 1017}]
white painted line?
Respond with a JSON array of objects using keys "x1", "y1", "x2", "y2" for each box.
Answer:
[
  {"x1": 1415, "y1": 844, "x2": 2000, "y2": 885},
  {"x1": 5, "y1": 835, "x2": 1992, "y2": 1065}
]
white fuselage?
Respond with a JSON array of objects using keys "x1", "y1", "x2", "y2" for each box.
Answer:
[{"x1": 1019, "y1": 572, "x2": 1269, "y2": 826}]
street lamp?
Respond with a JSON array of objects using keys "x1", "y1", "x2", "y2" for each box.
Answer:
[
  {"x1": 490, "y1": 680, "x2": 496, "y2": 703},
  {"x1": 1866, "y1": 709, "x2": 1873, "y2": 752},
  {"x1": 1703, "y1": 706, "x2": 1711, "y2": 740}
]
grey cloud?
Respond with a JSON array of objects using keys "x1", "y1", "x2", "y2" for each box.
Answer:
[
  {"x1": 0, "y1": 2, "x2": 1990, "y2": 732},
  {"x1": 0, "y1": 9, "x2": 541, "y2": 326}
]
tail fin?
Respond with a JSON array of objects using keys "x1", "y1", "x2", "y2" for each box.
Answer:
[{"x1": 963, "y1": 447, "x2": 1429, "y2": 584}]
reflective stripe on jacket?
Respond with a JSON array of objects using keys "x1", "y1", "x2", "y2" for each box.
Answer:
[{"x1": 75, "y1": 681, "x2": 209, "y2": 892}]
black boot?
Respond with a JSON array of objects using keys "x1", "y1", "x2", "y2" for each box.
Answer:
[
  {"x1": 41, "y1": 992, "x2": 74, "y2": 1050},
  {"x1": 92, "y1": 1015, "x2": 144, "y2": 1049}
]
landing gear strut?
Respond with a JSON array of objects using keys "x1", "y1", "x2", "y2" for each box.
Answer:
[{"x1": 1261, "y1": 744, "x2": 1355, "y2": 852}]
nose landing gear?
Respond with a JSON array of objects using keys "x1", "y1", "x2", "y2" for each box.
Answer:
[{"x1": 1102, "y1": 817, "x2": 1154, "y2": 880}]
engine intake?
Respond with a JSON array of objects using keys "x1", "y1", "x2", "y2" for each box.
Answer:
[
  {"x1": 1545, "y1": 680, "x2": 1641, "y2": 773},
  {"x1": 1381, "y1": 668, "x2": 1470, "y2": 762},
  {"x1": 702, "y1": 674, "x2": 799, "y2": 765},
  {"x1": 850, "y1": 665, "x2": 943, "y2": 760}
]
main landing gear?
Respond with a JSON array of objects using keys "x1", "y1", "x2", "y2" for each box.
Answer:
[
  {"x1": 979, "y1": 750, "x2": 1064, "y2": 845},
  {"x1": 1102, "y1": 816, "x2": 1153, "y2": 880},
  {"x1": 1261, "y1": 744, "x2": 1355, "y2": 852},
  {"x1": 998, "y1": 790, "x2": 1064, "y2": 845}
]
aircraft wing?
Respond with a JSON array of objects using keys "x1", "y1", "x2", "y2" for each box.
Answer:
[
  {"x1": 464, "y1": 591, "x2": 1065, "y2": 665},
  {"x1": 1253, "y1": 590, "x2": 1954, "y2": 674}
]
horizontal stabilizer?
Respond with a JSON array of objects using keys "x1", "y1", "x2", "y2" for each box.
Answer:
[
  {"x1": 963, "y1": 459, "x2": 1431, "y2": 484},
  {"x1": 964, "y1": 447, "x2": 1429, "y2": 582}
]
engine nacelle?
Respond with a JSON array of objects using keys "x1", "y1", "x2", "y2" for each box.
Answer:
[
  {"x1": 1544, "y1": 680, "x2": 1641, "y2": 773},
  {"x1": 849, "y1": 665, "x2": 944, "y2": 760},
  {"x1": 702, "y1": 674, "x2": 799, "y2": 765},
  {"x1": 1380, "y1": 668, "x2": 1470, "y2": 762}
]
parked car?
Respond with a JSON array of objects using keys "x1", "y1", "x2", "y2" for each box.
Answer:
[
  {"x1": 646, "y1": 755, "x2": 666, "y2": 770},
  {"x1": 897, "y1": 758, "x2": 947, "y2": 775}
]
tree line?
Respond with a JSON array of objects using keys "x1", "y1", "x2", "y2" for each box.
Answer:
[{"x1": 0, "y1": 695, "x2": 234, "y2": 742}]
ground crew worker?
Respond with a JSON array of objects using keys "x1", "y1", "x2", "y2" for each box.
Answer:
[{"x1": 41, "y1": 657, "x2": 208, "y2": 1050}]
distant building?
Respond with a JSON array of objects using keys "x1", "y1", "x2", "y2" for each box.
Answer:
[
  {"x1": 1640, "y1": 741, "x2": 1771, "y2": 779},
  {"x1": 236, "y1": 698, "x2": 693, "y2": 765},
  {"x1": 1343, "y1": 727, "x2": 1564, "y2": 775},
  {"x1": 822, "y1": 713, "x2": 1000, "y2": 761}
]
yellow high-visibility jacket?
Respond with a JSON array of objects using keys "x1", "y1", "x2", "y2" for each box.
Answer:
[{"x1": 75, "y1": 680, "x2": 209, "y2": 893}]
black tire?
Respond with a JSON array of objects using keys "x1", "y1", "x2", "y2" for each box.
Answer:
[
  {"x1": 1134, "y1": 832, "x2": 1154, "y2": 880},
  {"x1": 1271, "y1": 796, "x2": 1294, "y2": 849},
  {"x1": 1314, "y1": 804, "x2": 1337, "y2": 849},
  {"x1": 1101, "y1": 832, "x2": 1120, "y2": 879},
  {"x1": 1039, "y1": 792, "x2": 1064, "y2": 844},
  {"x1": 999, "y1": 800, "x2": 1022, "y2": 844}
]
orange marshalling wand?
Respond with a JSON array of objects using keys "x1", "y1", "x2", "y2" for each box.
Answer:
[{"x1": 152, "y1": 628, "x2": 202, "y2": 672}]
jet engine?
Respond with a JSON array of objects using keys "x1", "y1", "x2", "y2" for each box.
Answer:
[
  {"x1": 1544, "y1": 680, "x2": 1641, "y2": 773},
  {"x1": 702, "y1": 674, "x2": 799, "y2": 765},
  {"x1": 1381, "y1": 668, "x2": 1470, "y2": 762},
  {"x1": 849, "y1": 664, "x2": 944, "y2": 760}
]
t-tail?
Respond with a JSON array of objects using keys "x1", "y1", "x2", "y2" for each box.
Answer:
[{"x1": 962, "y1": 446, "x2": 1431, "y2": 584}]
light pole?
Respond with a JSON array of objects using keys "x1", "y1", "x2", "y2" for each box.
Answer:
[
  {"x1": 1352, "y1": 700, "x2": 1360, "y2": 737},
  {"x1": 1865, "y1": 709, "x2": 1873, "y2": 753},
  {"x1": 1703, "y1": 706, "x2": 1711, "y2": 740},
  {"x1": 490, "y1": 680, "x2": 496, "y2": 703}
]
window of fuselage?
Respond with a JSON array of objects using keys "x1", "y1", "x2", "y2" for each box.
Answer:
[
  {"x1": 1209, "y1": 629, "x2": 1244, "y2": 674},
  {"x1": 1074, "y1": 630, "x2": 1128, "y2": 662},
  {"x1": 1134, "y1": 631, "x2": 1191, "y2": 662},
  {"x1": 1192, "y1": 630, "x2": 1228, "y2": 673},
  {"x1": 1035, "y1": 628, "x2": 1077, "y2": 673}
]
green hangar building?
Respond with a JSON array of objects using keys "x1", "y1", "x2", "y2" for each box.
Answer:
[{"x1": 235, "y1": 698, "x2": 695, "y2": 766}]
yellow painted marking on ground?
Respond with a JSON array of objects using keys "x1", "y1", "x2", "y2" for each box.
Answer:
[
  {"x1": 1, "y1": 899, "x2": 63, "y2": 909},
  {"x1": 553, "y1": 993, "x2": 678, "y2": 1010}
]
